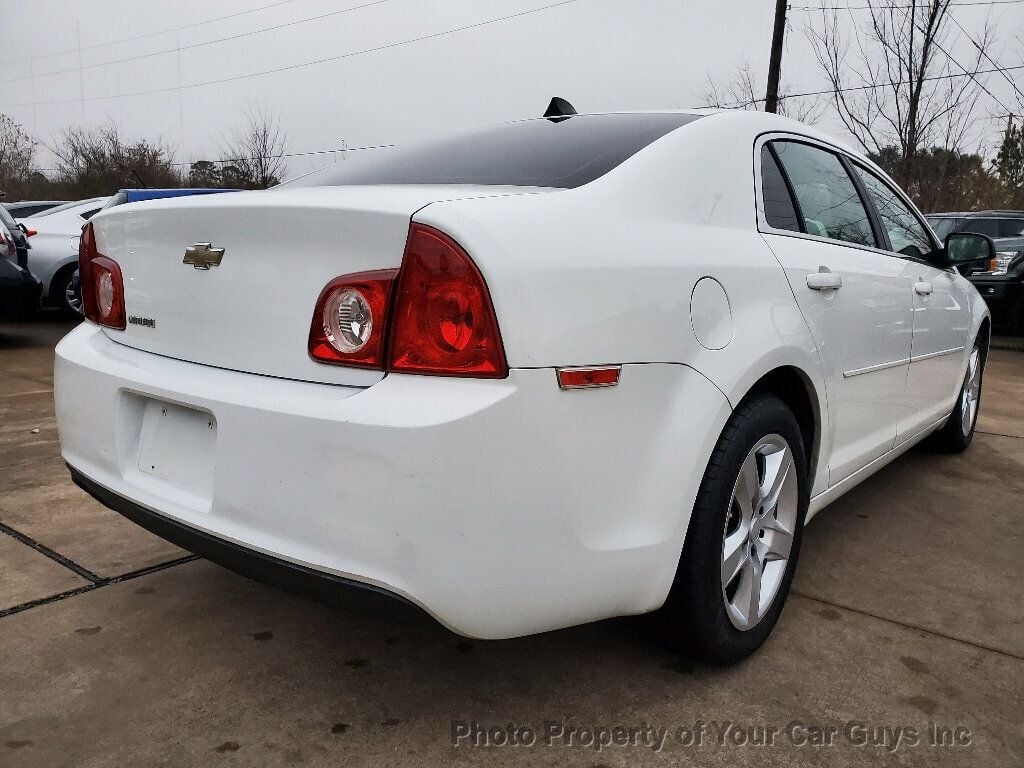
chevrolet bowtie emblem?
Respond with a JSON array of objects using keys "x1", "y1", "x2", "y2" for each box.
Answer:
[{"x1": 183, "y1": 242, "x2": 225, "y2": 270}]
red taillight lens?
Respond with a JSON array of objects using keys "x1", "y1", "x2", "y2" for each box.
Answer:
[
  {"x1": 24, "y1": 229, "x2": 37, "y2": 237},
  {"x1": 79, "y1": 222, "x2": 126, "y2": 329},
  {"x1": 308, "y1": 224, "x2": 508, "y2": 378},
  {"x1": 387, "y1": 224, "x2": 507, "y2": 378},
  {"x1": 308, "y1": 270, "x2": 397, "y2": 367}
]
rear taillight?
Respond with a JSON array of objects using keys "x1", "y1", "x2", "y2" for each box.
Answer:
[
  {"x1": 24, "y1": 229, "x2": 37, "y2": 237},
  {"x1": 308, "y1": 270, "x2": 398, "y2": 368},
  {"x1": 388, "y1": 224, "x2": 507, "y2": 377},
  {"x1": 79, "y1": 222, "x2": 126, "y2": 329},
  {"x1": 308, "y1": 224, "x2": 507, "y2": 378}
]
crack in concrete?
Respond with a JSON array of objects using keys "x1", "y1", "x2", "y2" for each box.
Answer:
[
  {"x1": 0, "y1": 519, "x2": 199, "y2": 619},
  {"x1": 792, "y1": 591, "x2": 1024, "y2": 661},
  {"x1": 976, "y1": 430, "x2": 1023, "y2": 440},
  {"x1": 0, "y1": 521, "x2": 104, "y2": 583}
]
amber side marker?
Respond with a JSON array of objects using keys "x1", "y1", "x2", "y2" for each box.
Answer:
[{"x1": 556, "y1": 366, "x2": 621, "y2": 390}]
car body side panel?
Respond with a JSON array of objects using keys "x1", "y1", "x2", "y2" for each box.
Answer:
[{"x1": 415, "y1": 113, "x2": 832, "y2": 496}]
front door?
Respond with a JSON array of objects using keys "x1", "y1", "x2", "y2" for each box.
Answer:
[{"x1": 851, "y1": 166, "x2": 973, "y2": 439}]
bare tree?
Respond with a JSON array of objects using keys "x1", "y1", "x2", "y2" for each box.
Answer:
[
  {"x1": 807, "y1": 1, "x2": 994, "y2": 190},
  {"x1": 0, "y1": 115, "x2": 36, "y2": 198},
  {"x1": 220, "y1": 103, "x2": 289, "y2": 189},
  {"x1": 703, "y1": 60, "x2": 826, "y2": 123},
  {"x1": 50, "y1": 123, "x2": 181, "y2": 196}
]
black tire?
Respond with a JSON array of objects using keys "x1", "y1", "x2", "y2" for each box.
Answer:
[
  {"x1": 51, "y1": 266, "x2": 83, "y2": 317},
  {"x1": 927, "y1": 338, "x2": 986, "y2": 454},
  {"x1": 656, "y1": 393, "x2": 808, "y2": 665}
]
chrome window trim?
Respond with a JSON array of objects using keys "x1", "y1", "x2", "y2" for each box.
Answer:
[{"x1": 752, "y1": 132, "x2": 942, "y2": 263}]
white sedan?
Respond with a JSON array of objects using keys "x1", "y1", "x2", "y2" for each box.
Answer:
[
  {"x1": 54, "y1": 109, "x2": 992, "y2": 663},
  {"x1": 19, "y1": 197, "x2": 107, "y2": 313}
]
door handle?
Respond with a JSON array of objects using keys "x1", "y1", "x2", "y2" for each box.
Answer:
[
  {"x1": 914, "y1": 280, "x2": 934, "y2": 296},
  {"x1": 806, "y1": 269, "x2": 843, "y2": 291}
]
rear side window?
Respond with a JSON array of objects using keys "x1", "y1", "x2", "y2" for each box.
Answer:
[
  {"x1": 855, "y1": 168, "x2": 934, "y2": 258},
  {"x1": 288, "y1": 113, "x2": 703, "y2": 189},
  {"x1": 772, "y1": 141, "x2": 877, "y2": 248},
  {"x1": 760, "y1": 146, "x2": 801, "y2": 232},
  {"x1": 997, "y1": 219, "x2": 1024, "y2": 236},
  {"x1": 958, "y1": 217, "x2": 1024, "y2": 238},
  {"x1": 927, "y1": 217, "x2": 964, "y2": 239}
]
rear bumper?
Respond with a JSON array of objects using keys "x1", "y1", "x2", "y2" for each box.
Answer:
[
  {"x1": 70, "y1": 466, "x2": 426, "y2": 623},
  {"x1": 55, "y1": 324, "x2": 730, "y2": 638}
]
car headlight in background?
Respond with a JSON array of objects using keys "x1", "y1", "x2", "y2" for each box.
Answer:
[{"x1": 988, "y1": 251, "x2": 1019, "y2": 275}]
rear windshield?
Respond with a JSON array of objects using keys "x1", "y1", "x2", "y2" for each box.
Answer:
[{"x1": 289, "y1": 113, "x2": 702, "y2": 189}]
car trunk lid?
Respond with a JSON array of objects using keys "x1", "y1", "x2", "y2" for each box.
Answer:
[{"x1": 89, "y1": 185, "x2": 543, "y2": 387}]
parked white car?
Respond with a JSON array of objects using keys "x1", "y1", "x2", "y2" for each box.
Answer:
[
  {"x1": 19, "y1": 197, "x2": 107, "y2": 313},
  {"x1": 54, "y1": 110, "x2": 992, "y2": 663}
]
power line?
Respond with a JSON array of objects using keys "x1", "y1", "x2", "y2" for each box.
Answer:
[
  {"x1": 0, "y1": 0, "x2": 580, "y2": 110},
  {"x1": 0, "y1": 0, "x2": 303, "y2": 66},
  {"x1": 30, "y1": 142, "x2": 396, "y2": 174},
  {"x1": 792, "y1": 0, "x2": 1024, "y2": 10},
  {"x1": 0, "y1": 0, "x2": 394, "y2": 85},
  {"x1": 884, "y1": 0, "x2": 1018, "y2": 118},
  {"x1": 946, "y1": 10, "x2": 1024, "y2": 109},
  {"x1": 726, "y1": 62, "x2": 1024, "y2": 107}
]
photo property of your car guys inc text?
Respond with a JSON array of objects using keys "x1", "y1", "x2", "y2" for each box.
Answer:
[{"x1": 1, "y1": 1, "x2": 1022, "y2": 766}]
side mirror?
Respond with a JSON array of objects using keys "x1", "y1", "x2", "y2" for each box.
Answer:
[{"x1": 944, "y1": 231, "x2": 995, "y2": 273}]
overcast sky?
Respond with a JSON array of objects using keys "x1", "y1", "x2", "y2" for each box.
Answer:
[{"x1": 1, "y1": 0, "x2": 1022, "y2": 180}]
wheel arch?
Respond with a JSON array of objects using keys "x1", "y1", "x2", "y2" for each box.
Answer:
[
  {"x1": 736, "y1": 365, "x2": 823, "y2": 491},
  {"x1": 48, "y1": 259, "x2": 79, "y2": 301}
]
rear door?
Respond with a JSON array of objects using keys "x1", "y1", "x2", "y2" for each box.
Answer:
[
  {"x1": 853, "y1": 165, "x2": 972, "y2": 438},
  {"x1": 757, "y1": 138, "x2": 915, "y2": 486}
]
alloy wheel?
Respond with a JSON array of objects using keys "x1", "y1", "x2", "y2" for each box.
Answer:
[
  {"x1": 960, "y1": 346, "x2": 981, "y2": 437},
  {"x1": 721, "y1": 434, "x2": 798, "y2": 631},
  {"x1": 65, "y1": 270, "x2": 84, "y2": 315}
]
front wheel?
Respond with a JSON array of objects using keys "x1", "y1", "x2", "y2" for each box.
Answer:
[
  {"x1": 656, "y1": 393, "x2": 808, "y2": 665},
  {"x1": 928, "y1": 340, "x2": 985, "y2": 453}
]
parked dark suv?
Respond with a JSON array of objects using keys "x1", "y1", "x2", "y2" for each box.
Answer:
[{"x1": 926, "y1": 211, "x2": 1024, "y2": 334}]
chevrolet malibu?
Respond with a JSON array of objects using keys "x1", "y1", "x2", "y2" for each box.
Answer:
[{"x1": 54, "y1": 109, "x2": 993, "y2": 663}]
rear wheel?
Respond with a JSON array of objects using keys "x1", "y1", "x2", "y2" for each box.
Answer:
[
  {"x1": 928, "y1": 339, "x2": 985, "y2": 453},
  {"x1": 657, "y1": 394, "x2": 808, "y2": 665}
]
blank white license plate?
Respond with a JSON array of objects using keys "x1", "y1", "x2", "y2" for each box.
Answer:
[{"x1": 137, "y1": 399, "x2": 217, "y2": 500}]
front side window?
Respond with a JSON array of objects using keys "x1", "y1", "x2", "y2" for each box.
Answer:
[
  {"x1": 772, "y1": 141, "x2": 876, "y2": 248},
  {"x1": 855, "y1": 168, "x2": 934, "y2": 258}
]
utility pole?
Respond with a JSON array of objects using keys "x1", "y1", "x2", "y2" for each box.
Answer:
[{"x1": 765, "y1": 0, "x2": 788, "y2": 113}]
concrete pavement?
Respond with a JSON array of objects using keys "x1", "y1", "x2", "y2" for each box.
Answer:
[{"x1": 1, "y1": 316, "x2": 1022, "y2": 767}]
